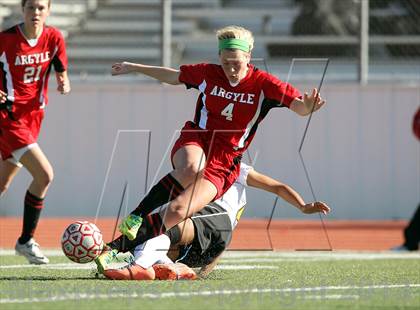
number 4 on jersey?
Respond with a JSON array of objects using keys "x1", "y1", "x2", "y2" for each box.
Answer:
[{"x1": 221, "y1": 102, "x2": 234, "y2": 121}]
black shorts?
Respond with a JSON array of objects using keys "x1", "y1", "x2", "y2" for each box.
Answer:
[{"x1": 176, "y1": 203, "x2": 232, "y2": 268}]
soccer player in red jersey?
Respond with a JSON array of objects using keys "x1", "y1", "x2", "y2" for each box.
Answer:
[
  {"x1": 0, "y1": 0, "x2": 70, "y2": 264},
  {"x1": 97, "y1": 25, "x2": 326, "y2": 270},
  {"x1": 391, "y1": 106, "x2": 420, "y2": 252}
]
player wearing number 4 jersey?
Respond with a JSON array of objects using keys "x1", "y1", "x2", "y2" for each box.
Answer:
[
  {"x1": 106, "y1": 25, "x2": 326, "y2": 262},
  {"x1": 0, "y1": 0, "x2": 70, "y2": 264}
]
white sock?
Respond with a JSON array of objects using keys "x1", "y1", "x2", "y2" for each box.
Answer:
[
  {"x1": 134, "y1": 234, "x2": 171, "y2": 269},
  {"x1": 155, "y1": 254, "x2": 173, "y2": 265}
]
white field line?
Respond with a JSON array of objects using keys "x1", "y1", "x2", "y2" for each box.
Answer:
[
  {"x1": 0, "y1": 284, "x2": 418, "y2": 304},
  {"x1": 0, "y1": 249, "x2": 64, "y2": 256},
  {"x1": 221, "y1": 251, "x2": 420, "y2": 260},
  {"x1": 304, "y1": 294, "x2": 359, "y2": 300},
  {"x1": 1, "y1": 249, "x2": 419, "y2": 260},
  {"x1": 216, "y1": 265, "x2": 278, "y2": 270},
  {"x1": 220, "y1": 256, "x2": 420, "y2": 263},
  {"x1": 0, "y1": 262, "x2": 279, "y2": 270},
  {"x1": 0, "y1": 263, "x2": 96, "y2": 270}
]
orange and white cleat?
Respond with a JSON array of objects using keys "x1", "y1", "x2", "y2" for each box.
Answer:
[
  {"x1": 104, "y1": 263, "x2": 155, "y2": 280},
  {"x1": 153, "y1": 262, "x2": 197, "y2": 280}
]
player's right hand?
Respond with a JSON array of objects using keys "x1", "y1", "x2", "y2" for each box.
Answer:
[
  {"x1": 111, "y1": 62, "x2": 132, "y2": 76},
  {"x1": 300, "y1": 201, "x2": 331, "y2": 215},
  {"x1": 303, "y1": 88, "x2": 326, "y2": 113},
  {"x1": 0, "y1": 90, "x2": 7, "y2": 103}
]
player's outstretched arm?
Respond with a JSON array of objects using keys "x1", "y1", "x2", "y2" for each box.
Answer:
[
  {"x1": 246, "y1": 169, "x2": 330, "y2": 215},
  {"x1": 55, "y1": 71, "x2": 71, "y2": 95},
  {"x1": 111, "y1": 61, "x2": 181, "y2": 85},
  {"x1": 290, "y1": 88, "x2": 326, "y2": 116}
]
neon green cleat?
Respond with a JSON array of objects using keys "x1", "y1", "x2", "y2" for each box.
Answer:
[
  {"x1": 118, "y1": 214, "x2": 142, "y2": 240},
  {"x1": 115, "y1": 251, "x2": 134, "y2": 265},
  {"x1": 95, "y1": 247, "x2": 118, "y2": 274}
]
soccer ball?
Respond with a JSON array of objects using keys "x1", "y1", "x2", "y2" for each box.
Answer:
[{"x1": 61, "y1": 221, "x2": 104, "y2": 263}]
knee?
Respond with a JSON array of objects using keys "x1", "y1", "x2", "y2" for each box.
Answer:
[
  {"x1": 44, "y1": 170, "x2": 54, "y2": 186},
  {"x1": 169, "y1": 199, "x2": 190, "y2": 222},
  {"x1": 0, "y1": 175, "x2": 13, "y2": 196},
  {"x1": 0, "y1": 183, "x2": 9, "y2": 196},
  {"x1": 175, "y1": 165, "x2": 202, "y2": 184},
  {"x1": 36, "y1": 169, "x2": 54, "y2": 188}
]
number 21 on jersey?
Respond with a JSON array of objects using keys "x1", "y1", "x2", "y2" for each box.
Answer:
[
  {"x1": 221, "y1": 102, "x2": 234, "y2": 121},
  {"x1": 23, "y1": 66, "x2": 42, "y2": 84}
]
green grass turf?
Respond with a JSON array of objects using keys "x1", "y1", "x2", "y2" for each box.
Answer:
[{"x1": 0, "y1": 253, "x2": 419, "y2": 309}]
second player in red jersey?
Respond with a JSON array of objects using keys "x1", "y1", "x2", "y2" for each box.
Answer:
[
  {"x1": 0, "y1": 0, "x2": 70, "y2": 264},
  {"x1": 0, "y1": 24, "x2": 67, "y2": 116}
]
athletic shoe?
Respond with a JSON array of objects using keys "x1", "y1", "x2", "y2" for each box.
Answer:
[
  {"x1": 153, "y1": 263, "x2": 177, "y2": 280},
  {"x1": 115, "y1": 251, "x2": 135, "y2": 265},
  {"x1": 104, "y1": 263, "x2": 155, "y2": 280},
  {"x1": 390, "y1": 245, "x2": 418, "y2": 252},
  {"x1": 390, "y1": 245, "x2": 409, "y2": 251},
  {"x1": 95, "y1": 247, "x2": 118, "y2": 274},
  {"x1": 15, "y1": 238, "x2": 49, "y2": 265},
  {"x1": 118, "y1": 214, "x2": 142, "y2": 240},
  {"x1": 153, "y1": 262, "x2": 197, "y2": 280}
]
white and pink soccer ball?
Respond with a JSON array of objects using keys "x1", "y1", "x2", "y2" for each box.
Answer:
[{"x1": 61, "y1": 221, "x2": 104, "y2": 263}]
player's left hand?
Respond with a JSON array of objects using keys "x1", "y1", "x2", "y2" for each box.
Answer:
[
  {"x1": 300, "y1": 201, "x2": 330, "y2": 215},
  {"x1": 303, "y1": 88, "x2": 326, "y2": 113},
  {"x1": 57, "y1": 81, "x2": 71, "y2": 94},
  {"x1": 111, "y1": 62, "x2": 132, "y2": 76},
  {"x1": 57, "y1": 75, "x2": 71, "y2": 95},
  {"x1": 56, "y1": 73, "x2": 71, "y2": 95},
  {"x1": 0, "y1": 90, "x2": 7, "y2": 103}
]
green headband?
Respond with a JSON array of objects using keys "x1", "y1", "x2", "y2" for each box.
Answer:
[{"x1": 218, "y1": 38, "x2": 250, "y2": 52}]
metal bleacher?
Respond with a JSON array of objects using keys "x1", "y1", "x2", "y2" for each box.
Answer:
[
  {"x1": 1, "y1": 0, "x2": 418, "y2": 81},
  {"x1": 0, "y1": 0, "x2": 220, "y2": 76},
  {"x1": 173, "y1": 0, "x2": 298, "y2": 62},
  {"x1": 0, "y1": 0, "x2": 334, "y2": 77},
  {"x1": 65, "y1": 0, "x2": 214, "y2": 76}
]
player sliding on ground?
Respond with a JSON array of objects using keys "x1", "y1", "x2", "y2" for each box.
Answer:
[
  {"x1": 101, "y1": 25, "x2": 326, "y2": 267},
  {"x1": 98, "y1": 163, "x2": 331, "y2": 279}
]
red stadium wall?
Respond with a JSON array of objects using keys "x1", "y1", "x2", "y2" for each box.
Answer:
[{"x1": 0, "y1": 217, "x2": 406, "y2": 251}]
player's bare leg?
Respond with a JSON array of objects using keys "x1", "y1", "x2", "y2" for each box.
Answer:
[
  {"x1": 14, "y1": 146, "x2": 52, "y2": 264},
  {"x1": 171, "y1": 144, "x2": 206, "y2": 187},
  {"x1": 166, "y1": 218, "x2": 195, "y2": 260},
  {"x1": 175, "y1": 218, "x2": 195, "y2": 245},
  {"x1": 162, "y1": 177, "x2": 217, "y2": 229},
  {"x1": 0, "y1": 160, "x2": 21, "y2": 197},
  {"x1": 20, "y1": 146, "x2": 53, "y2": 199}
]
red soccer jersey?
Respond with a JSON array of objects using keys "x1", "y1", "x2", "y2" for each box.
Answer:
[
  {"x1": 179, "y1": 63, "x2": 301, "y2": 150},
  {"x1": 0, "y1": 24, "x2": 67, "y2": 119},
  {"x1": 413, "y1": 106, "x2": 420, "y2": 141}
]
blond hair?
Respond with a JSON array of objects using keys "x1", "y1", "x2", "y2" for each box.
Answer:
[{"x1": 216, "y1": 25, "x2": 254, "y2": 52}]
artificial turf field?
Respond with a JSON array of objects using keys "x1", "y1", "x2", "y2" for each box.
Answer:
[{"x1": 0, "y1": 251, "x2": 419, "y2": 309}]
